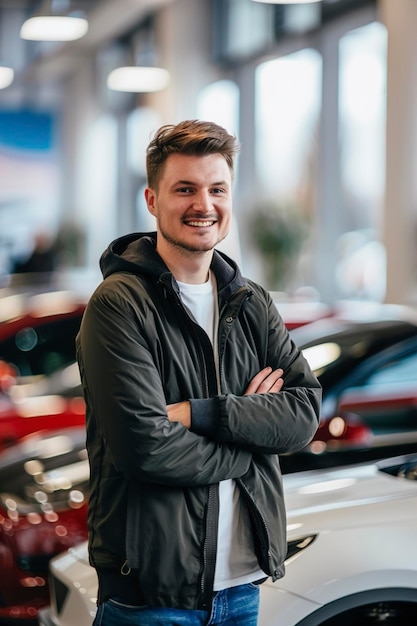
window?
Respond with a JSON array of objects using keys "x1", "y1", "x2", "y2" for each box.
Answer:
[
  {"x1": 336, "y1": 21, "x2": 388, "y2": 301},
  {"x1": 253, "y1": 49, "x2": 321, "y2": 290},
  {"x1": 255, "y1": 49, "x2": 321, "y2": 202},
  {"x1": 197, "y1": 79, "x2": 240, "y2": 136}
]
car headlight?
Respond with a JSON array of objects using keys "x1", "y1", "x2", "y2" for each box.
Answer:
[{"x1": 286, "y1": 534, "x2": 317, "y2": 561}]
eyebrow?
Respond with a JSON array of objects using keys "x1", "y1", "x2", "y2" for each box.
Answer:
[{"x1": 174, "y1": 179, "x2": 229, "y2": 187}]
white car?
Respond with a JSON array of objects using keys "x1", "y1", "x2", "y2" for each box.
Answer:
[{"x1": 39, "y1": 453, "x2": 417, "y2": 626}]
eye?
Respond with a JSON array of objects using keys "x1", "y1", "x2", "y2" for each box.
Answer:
[
  {"x1": 176, "y1": 187, "x2": 194, "y2": 193},
  {"x1": 211, "y1": 187, "x2": 226, "y2": 194}
]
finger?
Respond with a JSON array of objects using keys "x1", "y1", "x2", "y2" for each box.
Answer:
[
  {"x1": 256, "y1": 369, "x2": 284, "y2": 394},
  {"x1": 244, "y1": 366, "x2": 273, "y2": 395},
  {"x1": 244, "y1": 367, "x2": 284, "y2": 395},
  {"x1": 268, "y1": 376, "x2": 284, "y2": 393}
]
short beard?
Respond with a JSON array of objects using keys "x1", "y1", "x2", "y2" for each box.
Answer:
[{"x1": 158, "y1": 223, "x2": 226, "y2": 253}]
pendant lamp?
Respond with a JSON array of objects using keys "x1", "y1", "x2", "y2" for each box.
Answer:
[
  {"x1": 20, "y1": 0, "x2": 88, "y2": 42},
  {"x1": 106, "y1": 25, "x2": 170, "y2": 94},
  {"x1": 107, "y1": 66, "x2": 170, "y2": 93},
  {"x1": 251, "y1": 1, "x2": 321, "y2": 4},
  {"x1": 0, "y1": 66, "x2": 14, "y2": 89}
]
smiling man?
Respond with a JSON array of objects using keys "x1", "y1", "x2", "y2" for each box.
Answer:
[
  {"x1": 76, "y1": 120, "x2": 321, "y2": 626},
  {"x1": 145, "y1": 152, "x2": 232, "y2": 274}
]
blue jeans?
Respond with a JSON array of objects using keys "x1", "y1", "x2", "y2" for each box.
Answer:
[{"x1": 93, "y1": 582, "x2": 260, "y2": 625}]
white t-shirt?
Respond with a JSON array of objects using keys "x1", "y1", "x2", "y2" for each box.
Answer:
[{"x1": 177, "y1": 273, "x2": 264, "y2": 590}]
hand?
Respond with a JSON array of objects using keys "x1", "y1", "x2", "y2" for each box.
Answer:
[
  {"x1": 244, "y1": 366, "x2": 284, "y2": 396},
  {"x1": 166, "y1": 400, "x2": 191, "y2": 429}
]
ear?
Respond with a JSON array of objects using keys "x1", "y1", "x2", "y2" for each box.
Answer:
[{"x1": 145, "y1": 187, "x2": 157, "y2": 217}]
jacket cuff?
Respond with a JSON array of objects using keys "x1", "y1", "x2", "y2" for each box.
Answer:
[{"x1": 189, "y1": 397, "x2": 221, "y2": 438}]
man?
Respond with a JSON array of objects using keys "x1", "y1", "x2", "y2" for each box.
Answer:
[{"x1": 76, "y1": 119, "x2": 321, "y2": 626}]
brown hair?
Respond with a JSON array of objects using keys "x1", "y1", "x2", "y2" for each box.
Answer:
[{"x1": 146, "y1": 119, "x2": 240, "y2": 189}]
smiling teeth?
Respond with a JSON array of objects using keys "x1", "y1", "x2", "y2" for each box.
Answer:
[{"x1": 187, "y1": 221, "x2": 214, "y2": 227}]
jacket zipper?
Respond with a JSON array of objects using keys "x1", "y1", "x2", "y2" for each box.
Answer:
[
  {"x1": 199, "y1": 483, "x2": 219, "y2": 608},
  {"x1": 171, "y1": 286, "x2": 220, "y2": 605},
  {"x1": 236, "y1": 478, "x2": 273, "y2": 575}
]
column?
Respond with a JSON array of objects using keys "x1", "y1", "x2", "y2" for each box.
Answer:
[{"x1": 379, "y1": 0, "x2": 417, "y2": 304}]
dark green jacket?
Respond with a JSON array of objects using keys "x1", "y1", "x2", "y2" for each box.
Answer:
[{"x1": 76, "y1": 232, "x2": 321, "y2": 610}]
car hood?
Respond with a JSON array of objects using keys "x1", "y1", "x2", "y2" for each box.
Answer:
[
  {"x1": 53, "y1": 456, "x2": 417, "y2": 570},
  {"x1": 283, "y1": 454, "x2": 417, "y2": 534},
  {"x1": 65, "y1": 540, "x2": 90, "y2": 565}
]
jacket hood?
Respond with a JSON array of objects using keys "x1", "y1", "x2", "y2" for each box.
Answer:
[
  {"x1": 99, "y1": 232, "x2": 247, "y2": 295},
  {"x1": 99, "y1": 232, "x2": 163, "y2": 279}
]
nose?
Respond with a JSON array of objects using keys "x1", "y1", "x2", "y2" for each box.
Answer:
[{"x1": 192, "y1": 190, "x2": 212, "y2": 212}]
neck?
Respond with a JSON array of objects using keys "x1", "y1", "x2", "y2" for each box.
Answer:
[{"x1": 156, "y1": 239, "x2": 213, "y2": 284}]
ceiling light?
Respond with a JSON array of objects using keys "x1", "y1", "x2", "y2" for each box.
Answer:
[
  {"x1": 0, "y1": 66, "x2": 14, "y2": 89},
  {"x1": 252, "y1": 1, "x2": 321, "y2": 4},
  {"x1": 20, "y1": 15, "x2": 88, "y2": 41},
  {"x1": 107, "y1": 66, "x2": 170, "y2": 93},
  {"x1": 20, "y1": 1, "x2": 88, "y2": 42}
]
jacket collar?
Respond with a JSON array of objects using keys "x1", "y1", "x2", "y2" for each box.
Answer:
[{"x1": 100, "y1": 231, "x2": 248, "y2": 298}]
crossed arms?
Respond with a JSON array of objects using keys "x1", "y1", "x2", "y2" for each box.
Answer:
[{"x1": 167, "y1": 367, "x2": 285, "y2": 429}]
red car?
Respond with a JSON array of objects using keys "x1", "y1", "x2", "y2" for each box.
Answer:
[
  {"x1": 0, "y1": 289, "x2": 86, "y2": 381},
  {"x1": 0, "y1": 362, "x2": 85, "y2": 452},
  {"x1": 0, "y1": 290, "x2": 87, "y2": 450},
  {"x1": 0, "y1": 427, "x2": 88, "y2": 624},
  {"x1": 270, "y1": 294, "x2": 332, "y2": 331}
]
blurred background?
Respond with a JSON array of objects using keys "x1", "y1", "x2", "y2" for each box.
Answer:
[
  {"x1": 3, "y1": 4, "x2": 417, "y2": 624},
  {"x1": 0, "y1": 0, "x2": 415, "y2": 306}
]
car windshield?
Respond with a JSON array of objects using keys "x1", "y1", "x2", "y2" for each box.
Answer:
[
  {"x1": 0, "y1": 315, "x2": 83, "y2": 378},
  {"x1": 292, "y1": 320, "x2": 417, "y2": 390}
]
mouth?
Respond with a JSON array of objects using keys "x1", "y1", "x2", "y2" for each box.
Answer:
[{"x1": 184, "y1": 220, "x2": 216, "y2": 228}]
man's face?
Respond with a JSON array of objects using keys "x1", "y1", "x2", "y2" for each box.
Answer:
[{"x1": 145, "y1": 153, "x2": 233, "y2": 255}]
